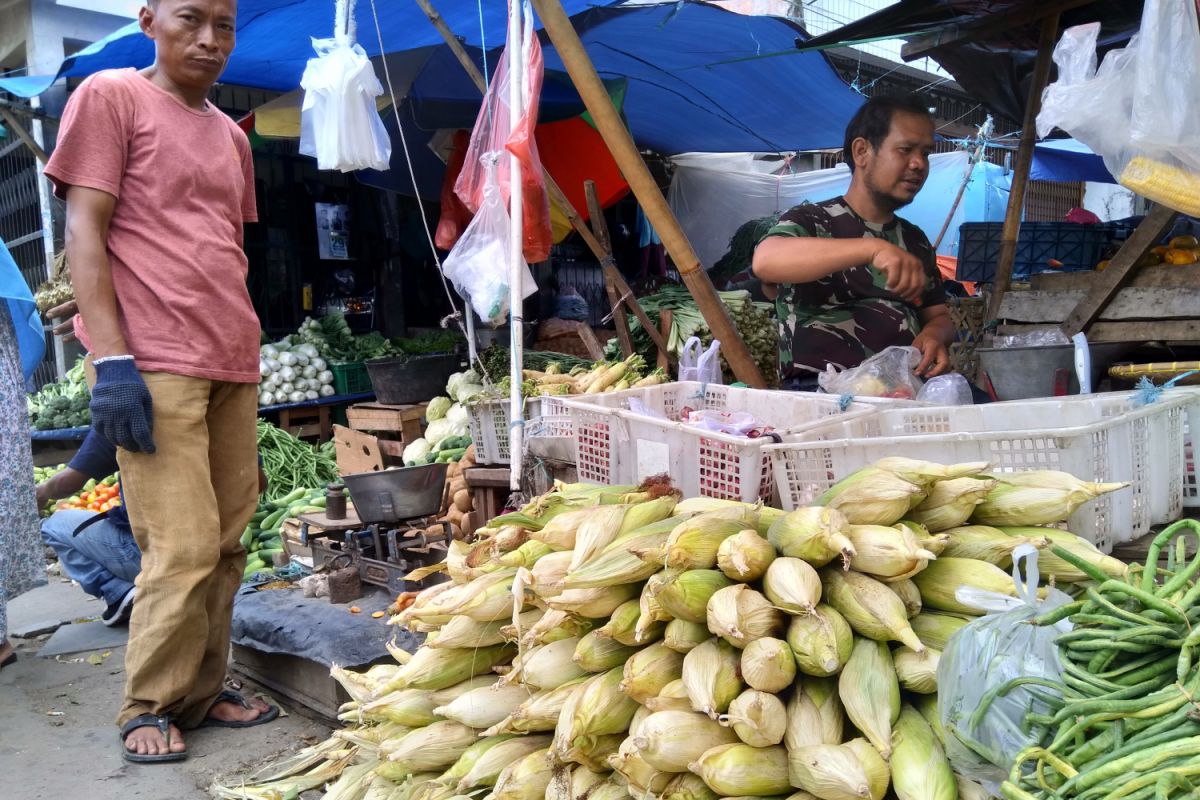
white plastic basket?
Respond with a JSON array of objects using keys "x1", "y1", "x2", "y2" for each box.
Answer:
[
  {"x1": 766, "y1": 394, "x2": 1191, "y2": 553},
  {"x1": 466, "y1": 397, "x2": 543, "y2": 465},
  {"x1": 560, "y1": 382, "x2": 878, "y2": 503},
  {"x1": 1176, "y1": 388, "x2": 1200, "y2": 509}
]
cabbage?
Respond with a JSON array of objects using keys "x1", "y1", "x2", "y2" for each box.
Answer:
[
  {"x1": 446, "y1": 402, "x2": 469, "y2": 428},
  {"x1": 403, "y1": 438, "x2": 432, "y2": 464},
  {"x1": 462, "y1": 368, "x2": 481, "y2": 385},
  {"x1": 454, "y1": 383, "x2": 485, "y2": 404},
  {"x1": 446, "y1": 371, "x2": 466, "y2": 397},
  {"x1": 424, "y1": 418, "x2": 455, "y2": 446},
  {"x1": 427, "y1": 396, "x2": 453, "y2": 421}
]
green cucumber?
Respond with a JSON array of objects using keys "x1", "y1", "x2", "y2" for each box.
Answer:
[
  {"x1": 269, "y1": 488, "x2": 308, "y2": 509},
  {"x1": 260, "y1": 508, "x2": 288, "y2": 530}
]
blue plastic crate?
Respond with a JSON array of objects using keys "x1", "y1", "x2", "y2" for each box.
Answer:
[{"x1": 956, "y1": 222, "x2": 1110, "y2": 283}]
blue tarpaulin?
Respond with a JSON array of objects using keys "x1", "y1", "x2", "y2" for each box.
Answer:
[
  {"x1": 1031, "y1": 139, "x2": 1117, "y2": 184},
  {"x1": 1, "y1": 2, "x2": 865, "y2": 155}
]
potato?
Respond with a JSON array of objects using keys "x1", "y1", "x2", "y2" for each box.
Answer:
[{"x1": 453, "y1": 489, "x2": 472, "y2": 514}]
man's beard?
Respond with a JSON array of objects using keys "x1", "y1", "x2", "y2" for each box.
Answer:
[{"x1": 866, "y1": 180, "x2": 913, "y2": 213}]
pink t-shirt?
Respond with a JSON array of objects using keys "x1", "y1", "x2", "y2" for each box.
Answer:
[{"x1": 45, "y1": 68, "x2": 260, "y2": 383}]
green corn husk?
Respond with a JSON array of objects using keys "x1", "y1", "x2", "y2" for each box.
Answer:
[
  {"x1": 664, "y1": 514, "x2": 748, "y2": 570},
  {"x1": 389, "y1": 643, "x2": 514, "y2": 691},
  {"x1": 786, "y1": 604, "x2": 853, "y2": 677},
  {"x1": 574, "y1": 628, "x2": 641, "y2": 672},
  {"x1": 706, "y1": 584, "x2": 786, "y2": 648},
  {"x1": 382, "y1": 721, "x2": 480, "y2": 771},
  {"x1": 645, "y1": 677, "x2": 694, "y2": 712},
  {"x1": 910, "y1": 477, "x2": 997, "y2": 533},
  {"x1": 873, "y1": 458, "x2": 991, "y2": 487},
  {"x1": 563, "y1": 522, "x2": 677, "y2": 590},
  {"x1": 785, "y1": 676, "x2": 845, "y2": 750},
  {"x1": 429, "y1": 675, "x2": 503, "y2": 706},
  {"x1": 529, "y1": 509, "x2": 592, "y2": 550},
  {"x1": 896, "y1": 520, "x2": 950, "y2": 556},
  {"x1": 621, "y1": 641, "x2": 685, "y2": 703},
  {"x1": 839, "y1": 639, "x2": 900, "y2": 758},
  {"x1": 510, "y1": 609, "x2": 592, "y2": 648},
  {"x1": 445, "y1": 570, "x2": 526, "y2": 622},
  {"x1": 817, "y1": 468, "x2": 927, "y2": 526},
  {"x1": 638, "y1": 572, "x2": 674, "y2": 639},
  {"x1": 971, "y1": 472, "x2": 1127, "y2": 527},
  {"x1": 821, "y1": 569, "x2": 925, "y2": 651},
  {"x1": 547, "y1": 582, "x2": 642, "y2": 618},
  {"x1": 767, "y1": 507, "x2": 856, "y2": 567},
  {"x1": 488, "y1": 747, "x2": 555, "y2": 800},
  {"x1": 740, "y1": 637, "x2": 796, "y2": 693},
  {"x1": 660, "y1": 772, "x2": 720, "y2": 800},
  {"x1": 595, "y1": 598, "x2": 665, "y2": 646},
  {"x1": 663, "y1": 619, "x2": 712, "y2": 654},
  {"x1": 433, "y1": 682, "x2": 530, "y2": 729},
  {"x1": 497, "y1": 540, "x2": 555, "y2": 569},
  {"x1": 890, "y1": 706, "x2": 957, "y2": 800},
  {"x1": 911, "y1": 557, "x2": 1017, "y2": 615},
  {"x1": 719, "y1": 688, "x2": 787, "y2": 747},
  {"x1": 553, "y1": 667, "x2": 640, "y2": 764},
  {"x1": 588, "y1": 773, "x2": 634, "y2": 800},
  {"x1": 572, "y1": 497, "x2": 679, "y2": 572},
  {"x1": 630, "y1": 703, "x2": 652, "y2": 737},
  {"x1": 608, "y1": 737, "x2": 674, "y2": 794},
  {"x1": 956, "y1": 774, "x2": 991, "y2": 800},
  {"x1": 528, "y1": 551, "x2": 575, "y2": 598},
  {"x1": 908, "y1": 611, "x2": 971, "y2": 650},
  {"x1": 426, "y1": 615, "x2": 518, "y2": 650},
  {"x1": 393, "y1": 581, "x2": 462, "y2": 627},
  {"x1": 657, "y1": 569, "x2": 734, "y2": 623},
  {"x1": 887, "y1": 578, "x2": 923, "y2": 618},
  {"x1": 454, "y1": 735, "x2": 554, "y2": 793},
  {"x1": 482, "y1": 677, "x2": 588, "y2": 735},
  {"x1": 681, "y1": 637, "x2": 743, "y2": 719},
  {"x1": 633, "y1": 709, "x2": 740, "y2": 773},
  {"x1": 939, "y1": 525, "x2": 1047, "y2": 566},
  {"x1": 763, "y1": 557, "x2": 823, "y2": 614},
  {"x1": 358, "y1": 689, "x2": 440, "y2": 727},
  {"x1": 571, "y1": 734, "x2": 626, "y2": 773},
  {"x1": 997, "y1": 526, "x2": 1128, "y2": 581},
  {"x1": 913, "y1": 694, "x2": 948, "y2": 747},
  {"x1": 689, "y1": 743, "x2": 791, "y2": 797},
  {"x1": 505, "y1": 637, "x2": 589, "y2": 689},
  {"x1": 844, "y1": 524, "x2": 938, "y2": 580},
  {"x1": 716, "y1": 528, "x2": 777, "y2": 581},
  {"x1": 893, "y1": 646, "x2": 940, "y2": 695},
  {"x1": 788, "y1": 740, "x2": 889, "y2": 800}
]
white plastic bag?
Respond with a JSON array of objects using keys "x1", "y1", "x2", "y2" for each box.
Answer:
[
  {"x1": 1037, "y1": 0, "x2": 1200, "y2": 214},
  {"x1": 818, "y1": 345, "x2": 922, "y2": 399},
  {"x1": 678, "y1": 337, "x2": 722, "y2": 385},
  {"x1": 937, "y1": 546, "x2": 1073, "y2": 789},
  {"x1": 441, "y1": 156, "x2": 537, "y2": 327},
  {"x1": 917, "y1": 373, "x2": 974, "y2": 405},
  {"x1": 299, "y1": 31, "x2": 392, "y2": 173}
]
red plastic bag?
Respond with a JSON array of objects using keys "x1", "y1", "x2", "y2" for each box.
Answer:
[
  {"x1": 454, "y1": 1, "x2": 552, "y2": 263},
  {"x1": 435, "y1": 130, "x2": 473, "y2": 251}
]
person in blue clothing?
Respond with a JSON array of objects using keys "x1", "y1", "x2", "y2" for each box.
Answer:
[{"x1": 38, "y1": 428, "x2": 140, "y2": 626}]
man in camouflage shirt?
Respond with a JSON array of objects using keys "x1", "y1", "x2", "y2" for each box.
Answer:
[{"x1": 753, "y1": 94, "x2": 956, "y2": 390}]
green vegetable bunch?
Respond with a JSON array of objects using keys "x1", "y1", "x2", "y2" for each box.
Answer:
[
  {"x1": 27, "y1": 358, "x2": 92, "y2": 430},
  {"x1": 256, "y1": 419, "x2": 340, "y2": 502}
]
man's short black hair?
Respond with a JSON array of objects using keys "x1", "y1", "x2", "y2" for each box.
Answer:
[{"x1": 842, "y1": 94, "x2": 933, "y2": 173}]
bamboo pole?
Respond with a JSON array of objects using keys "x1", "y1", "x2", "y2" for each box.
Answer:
[
  {"x1": 587, "y1": 180, "x2": 634, "y2": 358},
  {"x1": 986, "y1": 13, "x2": 1060, "y2": 323},
  {"x1": 527, "y1": 0, "x2": 765, "y2": 387}
]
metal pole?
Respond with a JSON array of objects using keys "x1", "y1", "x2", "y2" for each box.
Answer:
[{"x1": 507, "y1": 0, "x2": 526, "y2": 491}]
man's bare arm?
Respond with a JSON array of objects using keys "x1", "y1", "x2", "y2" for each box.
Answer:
[
  {"x1": 752, "y1": 236, "x2": 927, "y2": 304},
  {"x1": 64, "y1": 186, "x2": 126, "y2": 358}
]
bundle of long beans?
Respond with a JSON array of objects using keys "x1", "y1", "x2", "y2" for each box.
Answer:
[{"x1": 991, "y1": 519, "x2": 1200, "y2": 800}]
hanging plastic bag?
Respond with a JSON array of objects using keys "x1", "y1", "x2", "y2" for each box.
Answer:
[
  {"x1": 678, "y1": 337, "x2": 722, "y2": 385},
  {"x1": 454, "y1": 0, "x2": 553, "y2": 263},
  {"x1": 937, "y1": 546, "x2": 1074, "y2": 790},
  {"x1": 442, "y1": 155, "x2": 537, "y2": 327},
  {"x1": 1037, "y1": 0, "x2": 1200, "y2": 215},
  {"x1": 435, "y1": 130, "x2": 474, "y2": 252},
  {"x1": 299, "y1": 1, "x2": 391, "y2": 173},
  {"x1": 818, "y1": 345, "x2": 923, "y2": 399},
  {"x1": 916, "y1": 373, "x2": 974, "y2": 405}
]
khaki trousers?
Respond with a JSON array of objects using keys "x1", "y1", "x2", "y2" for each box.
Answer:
[{"x1": 114, "y1": 373, "x2": 258, "y2": 730}]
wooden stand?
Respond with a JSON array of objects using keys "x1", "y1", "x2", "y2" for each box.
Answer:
[
  {"x1": 277, "y1": 403, "x2": 333, "y2": 442},
  {"x1": 465, "y1": 466, "x2": 515, "y2": 525},
  {"x1": 345, "y1": 402, "x2": 427, "y2": 444}
]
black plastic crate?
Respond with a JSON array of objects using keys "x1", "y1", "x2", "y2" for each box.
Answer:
[{"x1": 956, "y1": 222, "x2": 1110, "y2": 283}]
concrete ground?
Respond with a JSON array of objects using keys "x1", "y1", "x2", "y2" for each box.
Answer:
[{"x1": 1, "y1": 578, "x2": 333, "y2": 799}]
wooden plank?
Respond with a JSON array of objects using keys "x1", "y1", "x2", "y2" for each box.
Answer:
[
  {"x1": 345, "y1": 402, "x2": 428, "y2": 442},
  {"x1": 575, "y1": 322, "x2": 607, "y2": 361},
  {"x1": 986, "y1": 12, "x2": 1059, "y2": 324},
  {"x1": 1032, "y1": 264, "x2": 1200, "y2": 291},
  {"x1": 658, "y1": 309, "x2": 673, "y2": 371},
  {"x1": 332, "y1": 424, "x2": 385, "y2": 474},
  {"x1": 997, "y1": 287, "x2": 1200, "y2": 323},
  {"x1": 464, "y1": 466, "x2": 512, "y2": 488},
  {"x1": 997, "y1": 321, "x2": 1200, "y2": 343},
  {"x1": 1060, "y1": 204, "x2": 1180, "y2": 336}
]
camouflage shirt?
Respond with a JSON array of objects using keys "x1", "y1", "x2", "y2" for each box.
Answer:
[{"x1": 761, "y1": 196, "x2": 944, "y2": 381}]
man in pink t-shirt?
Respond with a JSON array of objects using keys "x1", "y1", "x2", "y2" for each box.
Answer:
[{"x1": 45, "y1": 0, "x2": 278, "y2": 763}]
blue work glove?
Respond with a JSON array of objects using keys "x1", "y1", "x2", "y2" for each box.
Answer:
[{"x1": 90, "y1": 357, "x2": 156, "y2": 453}]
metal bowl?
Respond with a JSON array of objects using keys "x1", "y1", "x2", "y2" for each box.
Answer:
[{"x1": 342, "y1": 462, "x2": 448, "y2": 524}]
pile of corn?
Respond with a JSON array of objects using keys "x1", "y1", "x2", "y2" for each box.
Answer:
[{"x1": 211, "y1": 458, "x2": 1129, "y2": 800}]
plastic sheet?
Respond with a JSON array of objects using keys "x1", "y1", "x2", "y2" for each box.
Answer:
[{"x1": 937, "y1": 547, "x2": 1074, "y2": 789}]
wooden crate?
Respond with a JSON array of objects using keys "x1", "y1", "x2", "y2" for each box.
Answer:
[{"x1": 345, "y1": 401, "x2": 428, "y2": 444}]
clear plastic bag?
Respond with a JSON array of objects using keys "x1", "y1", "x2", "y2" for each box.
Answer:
[
  {"x1": 454, "y1": 0, "x2": 553, "y2": 263},
  {"x1": 678, "y1": 337, "x2": 722, "y2": 385},
  {"x1": 1037, "y1": 0, "x2": 1200, "y2": 215},
  {"x1": 916, "y1": 373, "x2": 974, "y2": 405},
  {"x1": 818, "y1": 345, "x2": 923, "y2": 399},
  {"x1": 441, "y1": 156, "x2": 537, "y2": 327},
  {"x1": 938, "y1": 546, "x2": 1074, "y2": 789},
  {"x1": 299, "y1": 29, "x2": 391, "y2": 173},
  {"x1": 682, "y1": 409, "x2": 774, "y2": 437}
]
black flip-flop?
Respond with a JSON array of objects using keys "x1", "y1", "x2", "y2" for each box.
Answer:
[
  {"x1": 120, "y1": 714, "x2": 187, "y2": 763},
  {"x1": 199, "y1": 689, "x2": 280, "y2": 729},
  {"x1": 1, "y1": 651, "x2": 16, "y2": 668}
]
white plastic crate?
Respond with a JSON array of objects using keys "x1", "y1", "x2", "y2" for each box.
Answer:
[
  {"x1": 766, "y1": 394, "x2": 1191, "y2": 553},
  {"x1": 560, "y1": 382, "x2": 877, "y2": 503},
  {"x1": 1176, "y1": 388, "x2": 1200, "y2": 509},
  {"x1": 466, "y1": 397, "x2": 543, "y2": 465}
]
